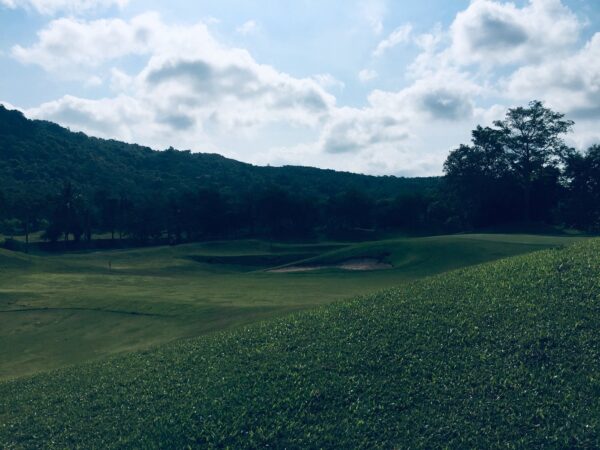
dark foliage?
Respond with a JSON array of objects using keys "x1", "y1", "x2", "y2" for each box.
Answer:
[
  {"x1": 562, "y1": 145, "x2": 600, "y2": 231},
  {"x1": 443, "y1": 100, "x2": 597, "y2": 231},
  {"x1": 0, "y1": 105, "x2": 439, "y2": 246},
  {"x1": 1, "y1": 100, "x2": 597, "y2": 247}
]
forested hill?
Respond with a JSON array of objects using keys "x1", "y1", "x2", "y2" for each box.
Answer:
[
  {"x1": 0, "y1": 105, "x2": 437, "y2": 200},
  {"x1": 2, "y1": 100, "x2": 599, "y2": 244}
]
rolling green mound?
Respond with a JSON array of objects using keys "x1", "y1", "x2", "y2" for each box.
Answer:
[
  {"x1": 269, "y1": 233, "x2": 578, "y2": 273},
  {"x1": 2, "y1": 239, "x2": 599, "y2": 448}
]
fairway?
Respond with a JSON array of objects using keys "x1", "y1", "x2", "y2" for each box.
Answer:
[
  {"x1": 2, "y1": 237, "x2": 599, "y2": 448},
  {"x1": 0, "y1": 233, "x2": 583, "y2": 380}
]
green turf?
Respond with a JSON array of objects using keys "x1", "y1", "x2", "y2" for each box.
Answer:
[
  {"x1": 1, "y1": 237, "x2": 598, "y2": 448},
  {"x1": 0, "y1": 234, "x2": 583, "y2": 380}
]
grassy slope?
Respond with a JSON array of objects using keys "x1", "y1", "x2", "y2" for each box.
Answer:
[
  {"x1": 1, "y1": 239, "x2": 600, "y2": 448},
  {"x1": 0, "y1": 234, "x2": 582, "y2": 380}
]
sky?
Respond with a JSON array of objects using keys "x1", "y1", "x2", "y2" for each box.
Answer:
[{"x1": 1, "y1": 0, "x2": 600, "y2": 176}]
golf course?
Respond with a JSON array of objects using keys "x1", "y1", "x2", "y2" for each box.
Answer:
[
  {"x1": 0, "y1": 233, "x2": 583, "y2": 381},
  {"x1": 4, "y1": 0, "x2": 600, "y2": 444},
  {"x1": 1, "y1": 233, "x2": 599, "y2": 448}
]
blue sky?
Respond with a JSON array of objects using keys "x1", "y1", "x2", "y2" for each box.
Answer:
[{"x1": 1, "y1": 0, "x2": 600, "y2": 175}]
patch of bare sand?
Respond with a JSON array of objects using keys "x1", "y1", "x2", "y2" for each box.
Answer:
[{"x1": 268, "y1": 258, "x2": 392, "y2": 273}]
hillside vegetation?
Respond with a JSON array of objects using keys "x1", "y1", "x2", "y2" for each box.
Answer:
[
  {"x1": 3, "y1": 101, "x2": 600, "y2": 247},
  {"x1": 1, "y1": 238, "x2": 598, "y2": 448},
  {"x1": 0, "y1": 106, "x2": 431, "y2": 200},
  {"x1": 0, "y1": 105, "x2": 440, "y2": 244}
]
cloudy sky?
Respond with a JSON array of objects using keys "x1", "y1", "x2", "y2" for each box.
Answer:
[{"x1": 1, "y1": 0, "x2": 599, "y2": 176}]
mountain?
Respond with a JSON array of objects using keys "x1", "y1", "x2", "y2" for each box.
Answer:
[{"x1": 0, "y1": 105, "x2": 438, "y2": 201}]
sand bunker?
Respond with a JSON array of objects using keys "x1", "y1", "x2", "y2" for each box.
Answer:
[{"x1": 269, "y1": 258, "x2": 392, "y2": 273}]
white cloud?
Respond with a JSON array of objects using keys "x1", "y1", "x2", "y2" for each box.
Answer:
[
  {"x1": 449, "y1": 0, "x2": 581, "y2": 66},
  {"x1": 506, "y1": 33, "x2": 600, "y2": 116},
  {"x1": 11, "y1": 7, "x2": 481, "y2": 176},
  {"x1": 0, "y1": 0, "x2": 127, "y2": 15},
  {"x1": 20, "y1": 13, "x2": 336, "y2": 159},
  {"x1": 204, "y1": 16, "x2": 220, "y2": 26},
  {"x1": 27, "y1": 94, "x2": 149, "y2": 140},
  {"x1": 368, "y1": 70, "x2": 479, "y2": 121},
  {"x1": 408, "y1": 24, "x2": 447, "y2": 78},
  {"x1": 414, "y1": 24, "x2": 444, "y2": 52},
  {"x1": 373, "y1": 23, "x2": 412, "y2": 57},
  {"x1": 360, "y1": 0, "x2": 386, "y2": 34},
  {"x1": 236, "y1": 20, "x2": 259, "y2": 36},
  {"x1": 358, "y1": 69, "x2": 378, "y2": 82},
  {"x1": 12, "y1": 13, "x2": 161, "y2": 73},
  {"x1": 312, "y1": 70, "x2": 481, "y2": 174},
  {"x1": 313, "y1": 73, "x2": 345, "y2": 91},
  {"x1": 84, "y1": 75, "x2": 102, "y2": 87},
  {"x1": 109, "y1": 68, "x2": 133, "y2": 92},
  {"x1": 140, "y1": 56, "x2": 334, "y2": 128},
  {"x1": 11, "y1": 0, "x2": 598, "y2": 176},
  {"x1": 11, "y1": 12, "x2": 336, "y2": 126},
  {"x1": 320, "y1": 107, "x2": 409, "y2": 155},
  {"x1": 311, "y1": 104, "x2": 474, "y2": 175}
]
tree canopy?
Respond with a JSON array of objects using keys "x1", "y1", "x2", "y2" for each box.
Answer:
[{"x1": 443, "y1": 100, "x2": 598, "y2": 231}]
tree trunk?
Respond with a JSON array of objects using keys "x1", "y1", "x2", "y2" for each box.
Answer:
[
  {"x1": 523, "y1": 152, "x2": 532, "y2": 223},
  {"x1": 24, "y1": 222, "x2": 29, "y2": 253},
  {"x1": 523, "y1": 182, "x2": 532, "y2": 223}
]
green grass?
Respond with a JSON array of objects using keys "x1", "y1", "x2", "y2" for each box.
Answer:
[
  {"x1": 0, "y1": 234, "x2": 583, "y2": 380},
  {"x1": 1, "y1": 238, "x2": 599, "y2": 448}
]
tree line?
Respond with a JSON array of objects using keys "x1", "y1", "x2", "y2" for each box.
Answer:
[
  {"x1": 0, "y1": 100, "x2": 599, "y2": 250},
  {"x1": 0, "y1": 181, "x2": 438, "y2": 247}
]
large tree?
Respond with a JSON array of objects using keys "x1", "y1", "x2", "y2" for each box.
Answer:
[
  {"x1": 493, "y1": 100, "x2": 574, "y2": 220},
  {"x1": 444, "y1": 126, "x2": 519, "y2": 227},
  {"x1": 444, "y1": 101, "x2": 574, "y2": 226}
]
